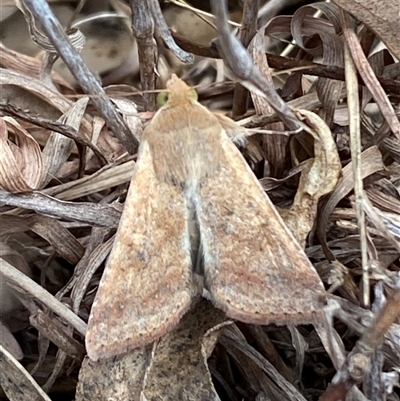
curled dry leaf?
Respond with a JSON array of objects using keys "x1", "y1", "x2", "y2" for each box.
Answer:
[
  {"x1": 331, "y1": 0, "x2": 400, "y2": 60},
  {"x1": 0, "y1": 117, "x2": 45, "y2": 192},
  {"x1": 142, "y1": 299, "x2": 227, "y2": 400},
  {"x1": 293, "y1": 3, "x2": 345, "y2": 129},
  {"x1": 41, "y1": 97, "x2": 90, "y2": 188},
  {"x1": 279, "y1": 109, "x2": 342, "y2": 247},
  {"x1": 76, "y1": 299, "x2": 228, "y2": 401}
]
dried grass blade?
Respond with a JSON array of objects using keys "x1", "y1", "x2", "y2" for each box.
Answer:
[{"x1": 0, "y1": 345, "x2": 52, "y2": 401}]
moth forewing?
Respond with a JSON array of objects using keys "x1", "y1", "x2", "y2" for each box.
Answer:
[
  {"x1": 85, "y1": 74, "x2": 326, "y2": 361},
  {"x1": 196, "y1": 132, "x2": 326, "y2": 325},
  {"x1": 85, "y1": 141, "x2": 193, "y2": 361}
]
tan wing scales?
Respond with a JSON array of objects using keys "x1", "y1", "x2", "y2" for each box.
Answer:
[
  {"x1": 86, "y1": 141, "x2": 192, "y2": 360},
  {"x1": 196, "y1": 133, "x2": 325, "y2": 325}
]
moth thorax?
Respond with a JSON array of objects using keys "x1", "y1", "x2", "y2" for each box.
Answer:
[{"x1": 155, "y1": 146, "x2": 221, "y2": 187}]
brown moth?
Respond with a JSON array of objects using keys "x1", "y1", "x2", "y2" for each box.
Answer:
[{"x1": 85, "y1": 75, "x2": 326, "y2": 360}]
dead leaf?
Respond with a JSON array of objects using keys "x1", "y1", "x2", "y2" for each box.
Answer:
[
  {"x1": 76, "y1": 346, "x2": 152, "y2": 401},
  {"x1": 41, "y1": 97, "x2": 90, "y2": 187},
  {"x1": 0, "y1": 117, "x2": 45, "y2": 192},
  {"x1": 331, "y1": 0, "x2": 400, "y2": 59},
  {"x1": 76, "y1": 299, "x2": 228, "y2": 401},
  {"x1": 143, "y1": 299, "x2": 227, "y2": 400},
  {"x1": 279, "y1": 109, "x2": 342, "y2": 247}
]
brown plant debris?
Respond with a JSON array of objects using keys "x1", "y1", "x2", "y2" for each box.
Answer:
[{"x1": 0, "y1": 0, "x2": 399, "y2": 400}]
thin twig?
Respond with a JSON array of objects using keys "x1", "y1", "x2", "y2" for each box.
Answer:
[
  {"x1": 0, "y1": 101, "x2": 108, "y2": 165},
  {"x1": 320, "y1": 284, "x2": 400, "y2": 401},
  {"x1": 0, "y1": 191, "x2": 121, "y2": 227},
  {"x1": 21, "y1": 0, "x2": 139, "y2": 154},
  {"x1": 0, "y1": 259, "x2": 87, "y2": 337},
  {"x1": 131, "y1": 0, "x2": 157, "y2": 111},
  {"x1": 210, "y1": 0, "x2": 300, "y2": 130},
  {"x1": 147, "y1": 0, "x2": 193, "y2": 64},
  {"x1": 171, "y1": 31, "x2": 400, "y2": 95},
  {"x1": 232, "y1": 0, "x2": 259, "y2": 117}
]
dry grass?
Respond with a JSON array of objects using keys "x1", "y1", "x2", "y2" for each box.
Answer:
[{"x1": 0, "y1": 0, "x2": 399, "y2": 400}]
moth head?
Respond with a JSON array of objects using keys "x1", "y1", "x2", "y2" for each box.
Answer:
[
  {"x1": 160, "y1": 74, "x2": 198, "y2": 106},
  {"x1": 157, "y1": 88, "x2": 198, "y2": 107}
]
